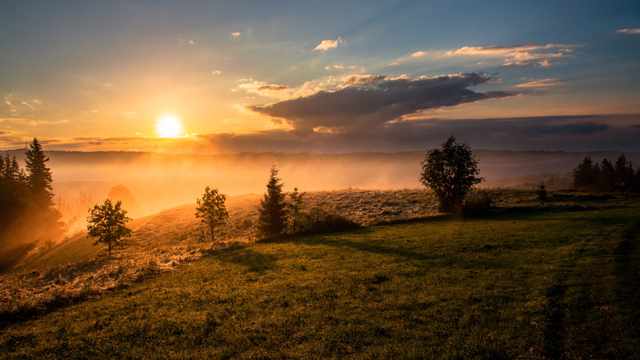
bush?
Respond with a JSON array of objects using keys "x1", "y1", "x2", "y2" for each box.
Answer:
[
  {"x1": 295, "y1": 207, "x2": 360, "y2": 234},
  {"x1": 463, "y1": 190, "x2": 493, "y2": 213}
]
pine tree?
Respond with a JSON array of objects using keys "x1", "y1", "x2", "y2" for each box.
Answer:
[
  {"x1": 25, "y1": 138, "x2": 54, "y2": 206},
  {"x1": 599, "y1": 158, "x2": 616, "y2": 192},
  {"x1": 257, "y1": 165, "x2": 288, "y2": 237},
  {"x1": 614, "y1": 154, "x2": 634, "y2": 184},
  {"x1": 572, "y1": 156, "x2": 600, "y2": 191}
]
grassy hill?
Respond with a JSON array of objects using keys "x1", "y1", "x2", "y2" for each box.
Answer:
[
  {"x1": 15, "y1": 215, "x2": 154, "y2": 271},
  {"x1": 1, "y1": 192, "x2": 639, "y2": 359}
]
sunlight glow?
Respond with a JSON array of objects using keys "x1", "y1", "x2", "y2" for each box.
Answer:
[{"x1": 156, "y1": 115, "x2": 182, "y2": 137}]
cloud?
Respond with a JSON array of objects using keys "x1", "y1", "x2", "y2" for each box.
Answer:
[
  {"x1": 159, "y1": 115, "x2": 635, "y2": 154},
  {"x1": 249, "y1": 73, "x2": 514, "y2": 134},
  {"x1": 239, "y1": 81, "x2": 292, "y2": 96},
  {"x1": 516, "y1": 78, "x2": 564, "y2": 87},
  {"x1": 343, "y1": 74, "x2": 387, "y2": 85},
  {"x1": 256, "y1": 85, "x2": 290, "y2": 91},
  {"x1": 313, "y1": 37, "x2": 342, "y2": 51},
  {"x1": 231, "y1": 32, "x2": 240, "y2": 37},
  {"x1": 188, "y1": 39, "x2": 194, "y2": 44},
  {"x1": 448, "y1": 43, "x2": 567, "y2": 55},
  {"x1": 446, "y1": 43, "x2": 577, "y2": 67},
  {"x1": 211, "y1": 70, "x2": 221, "y2": 75},
  {"x1": 411, "y1": 51, "x2": 428, "y2": 57},
  {"x1": 616, "y1": 29, "x2": 640, "y2": 34}
]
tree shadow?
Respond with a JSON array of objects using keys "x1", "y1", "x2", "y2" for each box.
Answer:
[{"x1": 217, "y1": 248, "x2": 279, "y2": 273}]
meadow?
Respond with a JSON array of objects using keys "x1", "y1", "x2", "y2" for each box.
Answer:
[{"x1": 1, "y1": 190, "x2": 639, "y2": 358}]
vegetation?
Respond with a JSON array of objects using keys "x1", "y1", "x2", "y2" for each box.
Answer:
[
  {"x1": 87, "y1": 199, "x2": 133, "y2": 256},
  {"x1": 536, "y1": 182, "x2": 548, "y2": 202},
  {"x1": 107, "y1": 185, "x2": 141, "y2": 216},
  {"x1": 1, "y1": 193, "x2": 639, "y2": 358},
  {"x1": 572, "y1": 154, "x2": 638, "y2": 192},
  {"x1": 420, "y1": 135, "x2": 483, "y2": 212},
  {"x1": 0, "y1": 138, "x2": 65, "y2": 269},
  {"x1": 257, "y1": 165, "x2": 288, "y2": 237},
  {"x1": 195, "y1": 187, "x2": 229, "y2": 242},
  {"x1": 287, "y1": 187, "x2": 305, "y2": 233}
]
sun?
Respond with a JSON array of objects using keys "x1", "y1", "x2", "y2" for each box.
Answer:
[{"x1": 156, "y1": 115, "x2": 183, "y2": 137}]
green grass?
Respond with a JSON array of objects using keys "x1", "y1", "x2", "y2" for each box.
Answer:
[
  {"x1": 17, "y1": 215, "x2": 153, "y2": 271},
  {"x1": 1, "y1": 196, "x2": 639, "y2": 359}
]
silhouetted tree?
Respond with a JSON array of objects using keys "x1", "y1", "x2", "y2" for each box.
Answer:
[
  {"x1": 536, "y1": 182, "x2": 548, "y2": 202},
  {"x1": 25, "y1": 138, "x2": 54, "y2": 206},
  {"x1": 0, "y1": 155, "x2": 29, "y2": 237},
  {"x1": 195, "y1": 187, "x2": 229, "y2": 242},
  {"x1": 288, "y1": 187, "x2": 306, "y2": 233},
  {"x1": 420, "y1": 135, "x2": 483, "y2": 212},
  {"x1": 572, "y1": 156, "x2": 600, "y2": 191},
  {"x1": 87, "y1": 199, "x2": 132, "y2": 256},
  {"x1": 257, "y1": 165, "x2": 288, "y2": 237},
  {"x1": 599, "y1": 158, "x2": 616, "y2": 192},
  {"x1": 108, "y1": 184, "x2": 141, "y2": 215},
  {"x1": 0, "y1": 141, "x2": 64, "y2": 250},
  {"x1": 614, "y1": 154, "x2": 634, "y2": 185},
  {"x1": 634, "y1": 167, "x2": 640, "y2": 193}
]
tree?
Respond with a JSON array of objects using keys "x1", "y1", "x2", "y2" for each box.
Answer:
[
  {"x1": 25, "y1": 138, "x2": 54, "y2": 206},
  {"x1": 614, "y1": 154, "x2": 634, "y2": 185},
  {"x1": 572, "y1": 156, "x2": 600, "y2": 191},
  {"x1": 288, "y1": 187, "x2": 306, "y2": 233},
  {"x1": 599, "y1": 158, "x2": 616, "y2": 192},
  {"x1": 420, "y1": 135, "x2": 483, "y2": 212},
  {"x1": 257, "y1": 165, "x2": 288, "y2": 236},
  {"x1": 87, "y1": 199, "x2": 132, "y2": 256},
  {"x1": 108, "y1": 184, "x2": 141, "y2": 215},
  {"x1": 536, "y1": 182, "x2": 548, "y2": 202},
  {"x1": 195, "y1": 186, "x2": 229, "y2": 242}
]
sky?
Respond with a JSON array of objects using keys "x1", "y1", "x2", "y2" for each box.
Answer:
[{"x1": 1, "y1": 0, "x2": 639, "y2": 153}]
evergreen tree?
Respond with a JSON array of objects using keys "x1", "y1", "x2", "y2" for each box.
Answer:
[
  {"x1": 572, "y1": 156, "x2": 600, "y2": 191},
  {"x1": 257, "y1": 165, "x2": 288, "y2": 237},
  {"x1": 634, "y1": 167, "x2": 640, "y2": 193},
  {"x1": 195, "y1": 186, "x2": 229, "y2": 242},
  {"x1": 614, "y1": 154, "x2": 634, "y2": 184},
  {"x1": 599, "y1": 158, "x2": 616, "y2": 192},
  {"x1": 25, "y1": 138, "x2": 54, "y2": 206}
]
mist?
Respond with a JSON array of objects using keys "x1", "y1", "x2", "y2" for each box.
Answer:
[{"x1": 6, "y1": 149, "x2": 640, "y2": 222}]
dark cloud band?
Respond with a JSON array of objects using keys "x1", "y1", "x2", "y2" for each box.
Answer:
[{"x1": 249, "y1": 73, "x2": 514, "y2": 134}]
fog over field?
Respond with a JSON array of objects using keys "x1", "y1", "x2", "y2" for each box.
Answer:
[{"x1": 6, "y1": 149, "x2": 640, "y2": 218}]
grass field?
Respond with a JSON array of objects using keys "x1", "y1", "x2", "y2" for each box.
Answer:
[
  {"x1": 1, "y1": 193, "x2": 639, "y2": 359},
  {"x1": 16, "y1": 215, "x2": 154, "y2": 271}
]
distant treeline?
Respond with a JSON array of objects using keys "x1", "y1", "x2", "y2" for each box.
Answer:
[
  {"x1": 572, "y1": 154, "x2": 639, "y2": 192},
  {"x1": 0, "y1": 139, "x2": 65, "y2": 269}
]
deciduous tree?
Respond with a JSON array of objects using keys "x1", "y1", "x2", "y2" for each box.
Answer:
[
  {"x1": 87, "y1": 199, "x2": 132, "y2": 256},
  {"x1": 420, "y1": 135, "x2": 483, "y2": 212},
  {"x1": 288, "y1": 187, "x2": 306, "y2": 233},
  {"x1": 195, "y1": 187, "x2": 229, "y2": 242}
]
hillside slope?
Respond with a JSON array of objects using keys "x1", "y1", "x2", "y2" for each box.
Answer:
[{"x1": 1, "y1": 193, "x2": 639, "y2": 358}]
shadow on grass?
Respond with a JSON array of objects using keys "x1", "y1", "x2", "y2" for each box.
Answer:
[
  {"x1": 615, "y1": 219, "x2": 640, "y2": 341},
  {"x1": 217, "y1": 248, "x2": 279, "y2": 274}
]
